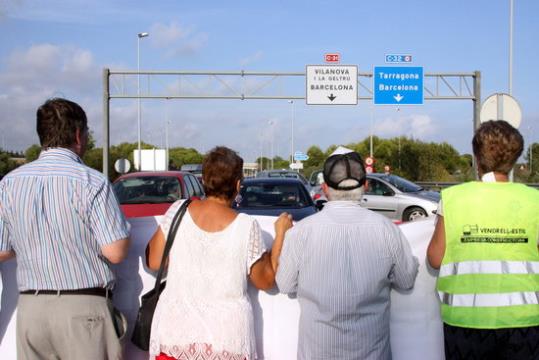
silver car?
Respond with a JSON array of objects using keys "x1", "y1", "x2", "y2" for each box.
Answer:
[
  {"x1": 310, "y1": 171, "x2": 439, "y2": 222},
  {"x1": 363, "y1": 173, "x2": 439, "y2": 222}
]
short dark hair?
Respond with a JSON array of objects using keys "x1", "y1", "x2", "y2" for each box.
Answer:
[
  {"x1": 472, "y1": 120, "x2": 523, "y2": 175},
  {"x1": 202, "y1": 146, "x2": 243, "y2": 200},
  {"x1": 36, "y1": 98, "x2": 88, "y2": 148}
]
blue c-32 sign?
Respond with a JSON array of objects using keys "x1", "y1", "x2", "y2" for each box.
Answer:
[{"x1": 373, "y1": 66, "x2": 424, "y2": 105}]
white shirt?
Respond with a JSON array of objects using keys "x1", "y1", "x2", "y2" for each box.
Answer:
[{"x1": 150, "y1": 200, "x2": 266, "y2": 359}]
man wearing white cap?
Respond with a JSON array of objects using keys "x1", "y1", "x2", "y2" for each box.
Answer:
[{"x1": 276, "y1": 147, "x2": 418, "y2": 360}]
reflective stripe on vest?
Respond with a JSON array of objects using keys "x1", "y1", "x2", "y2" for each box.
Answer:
[
  {"x1": 440, "y1": 291, "x2": 539, "y2": 307},
  {"x1": 440, "y1": 260, "x2": 539, "y2": 278}
]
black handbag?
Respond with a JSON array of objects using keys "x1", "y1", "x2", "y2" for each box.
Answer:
[{"x1": 131, "y1": 199, "x2": 192, "y2": 351}]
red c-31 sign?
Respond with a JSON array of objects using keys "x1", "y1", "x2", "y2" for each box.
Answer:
[{"x1": 325, "y1": 53, "x2": 340, "y2": 63}]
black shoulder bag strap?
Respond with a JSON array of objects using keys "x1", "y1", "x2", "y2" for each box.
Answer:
[{"x1": 153, "y1": 198, "x2": 192, "y2": 291}]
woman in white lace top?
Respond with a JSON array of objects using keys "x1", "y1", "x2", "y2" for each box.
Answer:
[{"x1": 146, "y1": 146, "x2": 293, "y2": 360}]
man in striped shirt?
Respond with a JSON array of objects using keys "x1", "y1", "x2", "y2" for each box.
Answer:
[
  {"x1": 276, "y1": 147, "x2": 418, "y2": 360},
  {"x1": 0, "y1": 98, "x2": 130, "y2": 359}
]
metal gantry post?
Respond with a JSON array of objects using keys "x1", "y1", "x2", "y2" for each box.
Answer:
[
  {"x1": 103, "y1": 68, "x2": 110, "y2": 179},
  {"x1": 473, "y1": 70, "x2": 481, "y2": 131}
]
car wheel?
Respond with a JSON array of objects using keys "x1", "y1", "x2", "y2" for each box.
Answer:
[{"x1": 403, "y1": 206, "x2": 427, "y2": 222}]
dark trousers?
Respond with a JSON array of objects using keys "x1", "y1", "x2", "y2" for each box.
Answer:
[{"x1": 444, "y1": 323, "x2": 539, "y2": 360}]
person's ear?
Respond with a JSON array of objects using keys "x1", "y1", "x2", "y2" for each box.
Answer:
[
  {"x1": 236, "y1": 179, "x2": 241, "y2": 193},
  {"x1": 474, "y1": 155, "x2": 483, "y2": 178},
  {"x1": 322, "y1": 182, "x2": 330, "y2": 198},
  {"x1": 75, "y1": 128, "x2": 82, "y2": 144},
  {"x1": 74, "y1": 128, "x2": 83, "y2": 152}
]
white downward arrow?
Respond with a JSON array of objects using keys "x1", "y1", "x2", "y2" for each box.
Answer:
[{"x1": 394, "y1": 94, "x2": 404, "y2": 102}]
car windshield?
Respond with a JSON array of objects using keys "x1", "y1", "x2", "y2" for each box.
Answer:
[
  {"x1": 309, "y1": 170, "x2": 324, "y2": 186},
  {"x1": 238, "y1": 182, "x2": 310, "y2": 208},
  {"x1": 379, "y1": 175, "x2": 423, "y2": 192},
  {"x1": 113, "y1": 176, "x2": 181, "y2": 204}
]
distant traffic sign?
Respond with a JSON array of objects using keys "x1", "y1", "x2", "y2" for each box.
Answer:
[
  {"x1": 385, "y1": 54, "x2": 413, "y2": 63},
  {"x1": 480, "y1": 93, "x2": 522, "y2": 129},
  {"x1": 294, "y1": 151, "x2": 309, "y2": 161},
  {"x1": 374, "y1": 66, "x2": 424, "y2": 105},
  {"x1": 325, "y1": 53, "x2": 340, "y2": 63},
  {"x1": 365, "y1": 156, "x2": 374, "y2": 166},
  {"x1": 306, "y1": 65, "x2": 358, "y2": 105},
  {"x1": 114, "y1": 158, "x2": 131, "y2": 174}
]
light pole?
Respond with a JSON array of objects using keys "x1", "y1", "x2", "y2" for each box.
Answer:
[
  {"x1": 369, "y1": 105, "x2": 374, "y2": 158},
  {"x1": 288, "y1": 100, "x2": 295, "y2": 166},
  {"x1": 529, "y1": 125, "x2": 533, "y2": 177},
  {"x1": 165, "y1": 100, "x2": 170, "y2": 170},
  {"x1": 137, "y1": 32, "x2": 149, "y2": 170},
  {"x1": 509, "y1": 0, "x2": 514, "y2": 95},
  {"x1": 258, "y1": 132, "x2": 264, "y2": 171},
  {"x1": 268, "y1": 120, "x2": 274, "y2": 170}
]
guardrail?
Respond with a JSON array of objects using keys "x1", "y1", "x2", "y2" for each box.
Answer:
[{"x1": 416, "y1": 181, "x2": 539, "y2": 191}]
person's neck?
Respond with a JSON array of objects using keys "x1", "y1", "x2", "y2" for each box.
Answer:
[
  {"x1": 205, "y1": 196, "x2": 233, "y2": 207},
  {"x1": 481, "y1": 171, "x2": 509, "y2": 182},
  {"x1": 493, "y1": 172, "x2": 509, "y2": 182},
  {"x1": 67, "y1": 145, "x2": 84, "y2": 158}
]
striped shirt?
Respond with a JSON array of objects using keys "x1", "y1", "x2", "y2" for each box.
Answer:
[
  {"x1": 0, "y1": 148, "x2": 130, "y2": 291},
  {"x1": 276, "y1": 201, "x2": 419, "y2": 360}
]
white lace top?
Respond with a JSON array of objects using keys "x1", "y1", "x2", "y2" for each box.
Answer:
[{"x1": 149, "y1": 200, "x2": 266, "y2": 360}]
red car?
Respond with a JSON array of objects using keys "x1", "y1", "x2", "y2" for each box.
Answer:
[{"x1": 112, "y1": 171, "x2": 204, "y2": 218}]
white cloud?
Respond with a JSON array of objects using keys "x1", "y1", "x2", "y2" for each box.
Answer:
[
  {"x1": 0, "y1": 43, "x2": 103, "y2": 151},
  {"x1": 374, "y1": 114, "x2": 436, "y2": 138},
  {"x1": 150, "y1": 22, "x2": 192, "y2": 48},
  {"x1": 63, "y1": 49, "x2": 93, "y2": 73},
  {"x1": 240, "y1": 51, "x2": 264, "y2": 67},
  {"x1": 149, "y1": 21, "x2": 208, "y2": 57}
]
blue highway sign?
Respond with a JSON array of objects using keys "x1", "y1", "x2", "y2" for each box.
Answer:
[{"x1": 374, "y1": 66, "x2": 424, "y2": 105}]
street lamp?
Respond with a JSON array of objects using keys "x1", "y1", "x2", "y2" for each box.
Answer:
[
  {"x1": 165, "y1": 100, "x2": 170, "y2": 170},
  {"x1": 137, "y1": 32, "x2": 149, "y2": 170},
  {"x1": 528, "y1": 125, "x2": 534, "y2": 176},
  {"x1": 288, "y1": 100, "x2": 295, "y2": 166},
  {"x1": 509, "y1": 0, "x2": 514, "y2": 95},
  {"x1": 258, "y1": 132, "x2": 264, "y2": 171},
  {"x1": 268, "y1": 120, "x2": 275, "y2": 170}
]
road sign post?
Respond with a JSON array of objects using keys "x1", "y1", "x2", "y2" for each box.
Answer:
[
  {"x1": 373, "y1": 66, "x2": 424, "y2": 105},
  {"x1": 306, "y1": 65, "x2": 358, "y2": 105}
]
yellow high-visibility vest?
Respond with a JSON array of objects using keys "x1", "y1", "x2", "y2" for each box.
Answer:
[{"x1": 438, "y1": 181, "x2": 539, "y2": 329}]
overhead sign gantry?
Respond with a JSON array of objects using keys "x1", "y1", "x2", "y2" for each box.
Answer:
[{"x1": 102, "y1": 68, "x2": 480, "y2": 178}]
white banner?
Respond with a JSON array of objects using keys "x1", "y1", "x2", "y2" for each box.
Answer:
[{"x1": 0, "y1": 216, "x2": 443, "y2": 359}]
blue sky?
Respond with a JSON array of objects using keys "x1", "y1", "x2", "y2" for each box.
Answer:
[{"x1": 1, "y1": 0, "x2": 538, "y2": 162}]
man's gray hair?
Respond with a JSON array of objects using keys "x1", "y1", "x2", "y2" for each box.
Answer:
[{"x1": 326, "y1": 179, "x2": 365, "y2": 201}]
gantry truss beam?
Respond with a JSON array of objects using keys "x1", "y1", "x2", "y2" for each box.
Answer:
[
  {"x1": 106, "y1": 70, "x2": 478, "y2": 101},
  {"x1": 103, "y1": 69, "x2": 481, "y2": 177}
]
